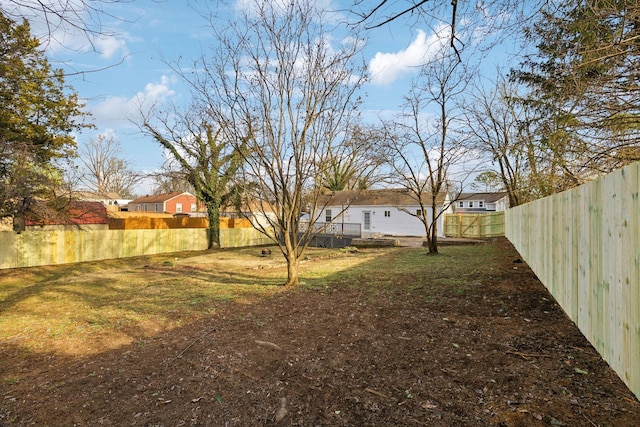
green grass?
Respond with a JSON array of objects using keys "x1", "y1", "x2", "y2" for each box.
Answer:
[{"x1": 0, "y1": 243, "x2": 501, "y2": 356}]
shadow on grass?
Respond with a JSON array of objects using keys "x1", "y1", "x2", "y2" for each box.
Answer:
[
  {"x1": 0, "y1": 242, "x2": 515, "y2": 358},
  {"x1": 0, "y1": 243, "x2": 500, "y2": 359},
  {"x1": 2, "y1": 245, "x2": 432, "y2": 355},
  {"x1": 2, "y1": 241, "x2": 639, "y2": 427}
]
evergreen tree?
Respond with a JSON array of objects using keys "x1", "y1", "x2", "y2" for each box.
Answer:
[
  {"x1": 142, "y1": 114, "x2": 245, "y2": 250},
  {"x1": 0, "y1": 12, "x2": 90, "y2": 222},
  {"x1": 513, "y1": 0, "x2": 640, "y2": 190}
]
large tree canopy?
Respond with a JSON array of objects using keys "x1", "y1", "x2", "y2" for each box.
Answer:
[
  {"x1": 141, "y1": 106, "x2": 246, "y2": 250},
  {"x1": 0, "y1": 12, "x2": 90, "y2": 221},
  {"x1": 513, "y1": 0, "x2": 640, "y2": 190}
]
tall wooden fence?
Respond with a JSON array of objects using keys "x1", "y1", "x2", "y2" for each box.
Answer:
[
  {"x1": 0, "y1": 228, "x2": 272, "y2": 269},
  {"x1": 505, "y1": 161, "x2": 640, "y2": 400},
  {"x1": 108, "y1": 216, "x2": 253, "y2": 229},
  {"x1": 443, "y1": 212, "x2": 505, "y2": 238}
]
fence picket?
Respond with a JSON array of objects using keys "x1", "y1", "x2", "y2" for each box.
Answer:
[
  {"x1": 506, "y1": 161, "x2": 640, "y2": 400},
  {"x1": 0, "y1": 228, "x2": 272, "y2": 269}
]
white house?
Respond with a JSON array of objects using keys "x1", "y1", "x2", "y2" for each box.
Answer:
[
  {"x1": 74, "y1": 191, "x2": 133, "y2": 211},
  {"x1": 220, "y1": 200, "x2": 277, "y2": 230},
  {"x1": 453, "y1": 192, "x2": 510, "y2": 213},
  {"x1": 315, "y1": 189, "x2": 451, "y2": 238}
]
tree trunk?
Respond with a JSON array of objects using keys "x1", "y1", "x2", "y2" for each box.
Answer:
[
  {"x1": 428, "y1": 231, "x2": 439, "y2": 254},
  {"x1": 284, "y1": 254, "x2": 300, "y2": 287},
  {"x1": 205, "y1": 201, "x2": 221, "y2": 249},
  {"x1": 428, "y1": 205, "x2": 439, "y2": 254}
]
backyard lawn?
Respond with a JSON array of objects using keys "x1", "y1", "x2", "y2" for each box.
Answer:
[{"x1": 1, "y1": 239, "x2": 638, "y2": 426}]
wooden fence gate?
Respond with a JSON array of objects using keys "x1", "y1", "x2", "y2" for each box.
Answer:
[{"x1": 443, "y1": 212, "x2": 505, "y2": 238}]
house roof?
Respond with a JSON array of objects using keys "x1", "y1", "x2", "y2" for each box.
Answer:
[
  {"x1": 108, "y1": 211, "x2": 174, "y2": 219},
  {"x1": 74, "y1": 191, "x2": 122, "y2": 200},
  {"x1": 25, "y1": 201, "x2": 109, "y2": 226},
  {"x1": 221, "y1": 200, "x2": 277, "y2": 214},
  {"x1": 318, "y1": 188, "x2": 448, "y2": 207},
  {"x1": 129, "y1": 192, "x2": 194, "y2": 204},
  {"x1": 456, "y1": 192, "x2": 509, "y2": 203}
]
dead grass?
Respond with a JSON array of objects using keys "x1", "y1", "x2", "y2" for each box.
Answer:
[{"x1": 0, "y1": 245, "x2": 392, "y2": 356}]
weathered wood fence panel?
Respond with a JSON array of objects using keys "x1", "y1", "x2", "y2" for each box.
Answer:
[
  {"x1": 444, "y1": 212, "x2": 505, "y2": 238},
  {"x1": 0, "y1": 228, "x2": 273, "y2": 269},
  {"x1": 505, "y1": 161, "x2": 640, "y2": 400}
]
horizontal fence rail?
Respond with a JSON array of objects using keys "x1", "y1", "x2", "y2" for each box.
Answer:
[
  {"x1": 443, "y1": 212, "x2": 505, "y2": 238},
  {"x1": 0, "y1": 228, "x2": 273, "y2": 269},
  {"x1": 506, "y1": 161, "x2": 640, "y2": 400},
  {"x1": 299, "y1": 221, "x2": 361, "y2": 237}
]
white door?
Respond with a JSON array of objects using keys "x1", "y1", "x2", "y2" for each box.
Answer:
[{"x1": 363, "y1": 211, "x2": 371, "y2": 231}]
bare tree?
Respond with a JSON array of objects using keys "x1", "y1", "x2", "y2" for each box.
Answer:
[
  {"x1": 350, "y1": 0, "x2": 546, "y2": 57},
  {"x1": 462, "y1": 75, "x2": 532, "y2": 207},
  {"x1": 148, "y1": 161, "x2": 195, "y2": 195},
  {"x1": 382, "y1": 48, "x2": 472, "y2": 254},
  {"x1": 185, "y1": 0, "x2": 365, "y2": 286},
  {"x1": 78, "y1": 134, "x2": 140, "y2": 198},
  {"x1": 1, "y1": 0, "x2": 119, "y2": 49},
  {"x1": 320, "y1": 124, "x2": 387, "y2": 191}
]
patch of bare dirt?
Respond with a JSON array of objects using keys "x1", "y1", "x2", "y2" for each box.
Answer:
[{"x1": 1, "y1": 239, "x2": 638, "y2": 426}]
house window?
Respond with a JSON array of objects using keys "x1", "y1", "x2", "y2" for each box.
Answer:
[
  {"x1": 176, "y1": 203, "x2": 183, "y2": 213},
  {"x1": 191, "y1": 203, "x2": 197, "y2": 212},
  {"x1": 144, "y1": 203, "x2": 148, "y2": 211},
  {"x1": 325, "y1": 209, "x2": 332, "y2": 222},
  {"x1": 155, "y1": 203, "x2": 160, "y2": 212},
  {"x1": 416, "y1": 209, "x2": 422, "y2": 216},
  {"x1": 479, "y1": 201, "x2": 484, "y2": 208},
  {"x1": 384, "y1": 210, "x2": 391, "y2": 217},
  {"x1": 458, "y1": 201, "x2": 464, "y2": 208},
  {"x1": 468, "y1": 202, "x2": 473, "y2": 208}
]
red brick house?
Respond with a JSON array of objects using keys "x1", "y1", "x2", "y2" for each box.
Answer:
[{"x1": 127, "y1": 192, "x2": 202, "y2": 215}]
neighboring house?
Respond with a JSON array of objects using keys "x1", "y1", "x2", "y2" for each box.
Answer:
[
  {"x1": 74, "y1": 191, "x2": 133, "y2": 211},
  {"x1": 453, "y1": 192, "x2": 510, "y2": 213},
  {"x1": 315, "y1": 188, "x2": 451, "y2": 238},
  {"x1": 20, "y1": 201, "x2": 110, "y2": 231},
  {"x1": 128, "y1": 192, "x2": 202, "y2": 215}
]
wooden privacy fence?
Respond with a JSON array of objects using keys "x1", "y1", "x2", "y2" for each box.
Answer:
[
  {"x1": 505, "y1": 161, "x2": 640, "y2": 400},
  {"x1": 0, "y1": 227, "x2": 272, "y2": 269},
  {"x1": 443, "y1": 212, "x2": 505, "y2": 238},
  {"x1": 108, "y1": 216, "x2": 253, "y2": 230}
]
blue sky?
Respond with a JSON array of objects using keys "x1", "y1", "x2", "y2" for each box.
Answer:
[{"x1": 18, "y1": 0, "x2": 519, "y2": 193}]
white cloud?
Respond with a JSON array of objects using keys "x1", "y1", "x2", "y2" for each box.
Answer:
[
  {"x1": 91, "y1": 95, "x2": 135, "y2": 127},
  {"x1": 368, "y1": 25, "x2": 451, "y2": 86},
  {"x1": 93, "y1": 34, "x2": 130, "y2": 59},
  {"x1": 140, "y1": 76, "x2": 176, "y2": 101},
  {"x1": 91, "y1": 75, "x2": 176, "y2": 128}
]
